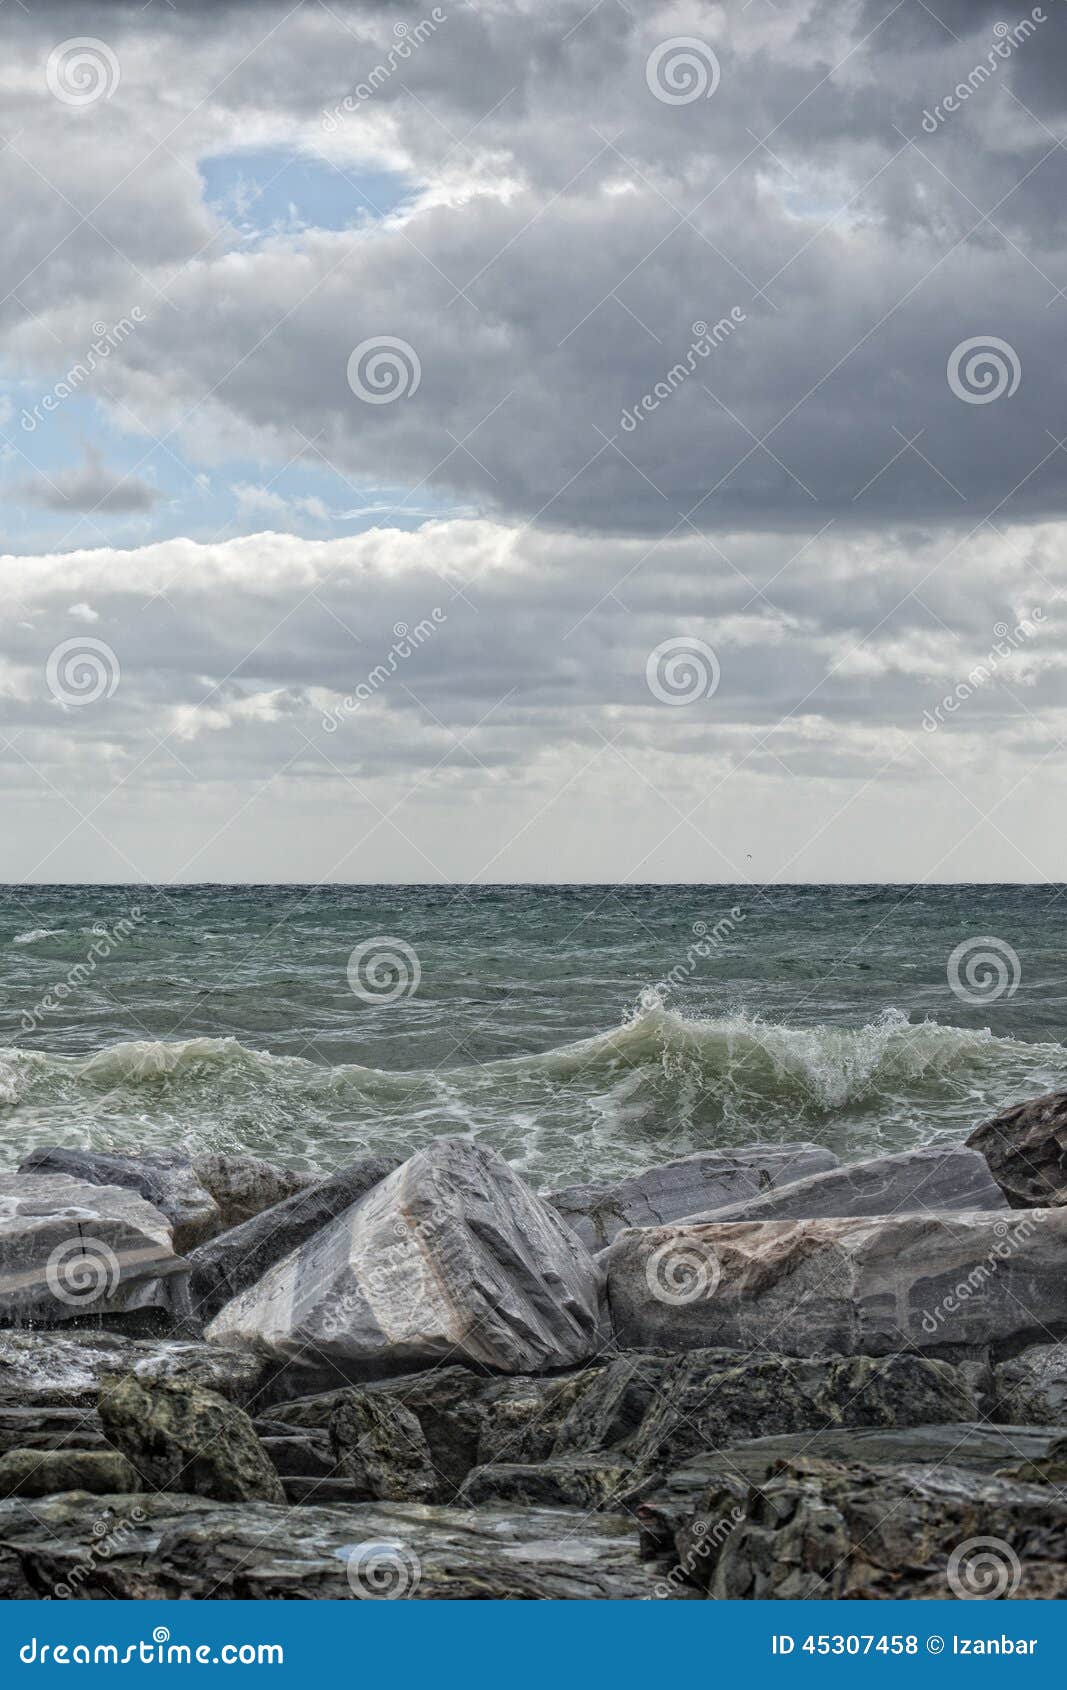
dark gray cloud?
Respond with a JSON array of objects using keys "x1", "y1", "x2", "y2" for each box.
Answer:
[
  {"x1": 3, "y1": 0, "x2": 1063, "y2": 534},
  {"x1": 2, "y1": 1, "x2": 1066, "y2": 880}
]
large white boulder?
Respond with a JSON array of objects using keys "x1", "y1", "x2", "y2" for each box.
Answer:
[
  {"x1": 546, "y1": 1144, "x2": 838, "y2": 1250},
  {"x1": 207, "y1": 1140, "x2": 604, "y2": 1378},
  {"x1": 603, "y1": 1208, "x2": 1067, "y2": 1358}
]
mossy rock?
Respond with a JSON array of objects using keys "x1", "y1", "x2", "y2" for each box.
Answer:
[{"x1": 99, "y1": 1373, "x2": 284, "y2": 1503}]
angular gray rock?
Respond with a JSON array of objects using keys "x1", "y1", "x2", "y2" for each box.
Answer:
[
  {"x1": 681, "y1": 1145, "x2": 1006, "y2": 1225},
  {"x1": 18, "y1": 1149, "x2": 220, "y2": 1253},
  {"x1": 188, "y1": 1152, "x2": 313, "y2": 1231},
  {"x1": 186, "y1": 1154, "x2": 399, "y2": 1321},
  {"x1": 0, "y1": 1493, "x2": 673, "y2": 1599},
  {"x1": 256, "y1": 1348, "x2": 975, "y2": 1506},
  {"x1": 0, "y1": 1173, "x2": 184, "y2": 1326},
  {"x1": 0, "y1": 1406, "x2": 107, "y2": 1456},
  {"x1": 603, "y1": 1208, "x2": 1067, "y2": 1358},
  {"x1": 98, "y1": 1373, "x2": 285, "y2": 1504},
  {"x1": 992, "y1": 1342, "x2": 1067, "y2": 1425},
  {"x1": 0, "y1": 1447, "x2": 141, "y2": 1498},
  {"x1": 547, "y1": 1144, "x2": 839, "y2": 1250},
  {"x1": 968, "y1": 1089, "x2": 1067, "y2": 1207},
  {"x1": 459, "y1": 1454, "x2": 633, "y2": 1510},
  {"x1": 694, "y1": 1457, "x2": 1067, "y2": 1599},
  {"x1": 328, "y1": 1388, "x2": 437, "y2": 1501},
  {"x1": 206, "y1": 1139, "x2": 604, "y2": 1380},
  {"x1": 0, "y1": 1329, "x2": 273, "y2": 1408},
  {"x1": 18, "y1": 1148, "x2": 314, "y2": 1253},
  {"x1": 637, "y1": 1422, "x2": 1067, "y2": 1547}
]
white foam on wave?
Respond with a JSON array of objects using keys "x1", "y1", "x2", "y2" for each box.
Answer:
[{"x1": 12, "y1": 928, "x2": 62, "y2": 945}]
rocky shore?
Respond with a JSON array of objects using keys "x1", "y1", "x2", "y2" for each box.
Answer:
[{"x1": 0, "y1": 1094, "x2": 1065, "y2": 1600}]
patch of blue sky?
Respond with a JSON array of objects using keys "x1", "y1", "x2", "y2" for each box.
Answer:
[
  {"x1": 0, "y1": 390, "x2": 477, "y2": 555},
  {"x1": 199, "y1": 148, "x2": 417, "y2": 243}
]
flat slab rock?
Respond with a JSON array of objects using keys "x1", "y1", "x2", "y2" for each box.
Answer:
[
  {"x1": 547, "y1": 1144, "x2": 838, "y2": 1250},
  {"x1": 207, "y1": 1139, "x2": 604, "y2": 1379},
  {"x1": 968, "y1": 1089, "x2": 1067, "y2": 1207},
  {"x1": 18, "y1": 1148, "x2": 312, "y2": 1253},
  {"x1": 0, "y1": 1493, "x2": 671, "y2": 1600},
  {"x1": 0, "y1": 1174, "x2": 183, "y2": 1326},
  {"x1": 604, "y1": 1208, "x2": 1067, "y2": 1358},
  {"x1": 0, "y1": 1329, "x2": 274, "y2": 1408},
  {"x1": 682, "y1": 1145, "x2": 1006, "y2": 1225}
]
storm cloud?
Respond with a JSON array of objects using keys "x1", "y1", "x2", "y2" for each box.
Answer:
[{"x1": 1, "y1": 0, "x2": 1065, "y2": 881}]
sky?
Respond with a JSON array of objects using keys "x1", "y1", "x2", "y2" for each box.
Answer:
[{"x1": 1, "y1": 0, "x2": 1066, "y2": 883}]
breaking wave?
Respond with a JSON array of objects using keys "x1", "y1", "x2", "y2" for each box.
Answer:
[{"x1": 1, "y1": 998, "x2": 1063, "y2": 1187}]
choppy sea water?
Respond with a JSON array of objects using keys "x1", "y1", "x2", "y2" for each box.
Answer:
[{"x1": 2, "y1": 885, "x2": 1066, "y2": 1189}]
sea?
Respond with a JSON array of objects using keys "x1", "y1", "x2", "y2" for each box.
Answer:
[{"x1": 2, "y1": 884, "x2": 1065, "y2": 1190}]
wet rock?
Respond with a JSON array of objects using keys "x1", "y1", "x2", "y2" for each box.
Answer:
[
  {"x1": 17, "y1": 1149, "x2": 314, "y2": 1254},
  {"x1": 0, "y1": 1407, "x2": 106, "y2": 1456},
  {"x1": 682, "y1": 1145, "x2": 1006, "y2": 1224},
  {"x1": 700, "y1": 1457, "x2": 1067, "y2": 1599},
  {"x1": 266, "y1": 1366, "x2": 489, "y2": 1495},
  {"x1": 0, "y1": 1329, "x2": 273, "y2": 1409},
  {"x1": 98, "y1": 1374, "x2": 285, "y2": 1504},
  {"x1": 968, "y1": 1089, "x2": 1067, "y2": 1207},
  {"x1": 637, "y1": 1422, "x2": 1067, "y2": 1552},
  {"x1": 993, "y1": 1342, "x2": 1067, "y2": 1425},
  {"x1": 0, "y1": 1447, "x2": 141, "y2": 1499},
  {"x1": 0, "y1": 1174, "x2": 184, "y2": 1326},
  {"x1": 0, "y1": 1493, "x2": 672, "y2": 1599},
  {"x1": 254, "y1": 1426, "x2": 337, "y2": 1479},
  {"x1": 258, "y1": 1349, "x2": 976, "y2": 1507},
  {"x1": 206, "y1": 1139, "x2": 603, "y2": 1380},
  {"x1": 188, "y1": 1153, "x2": 313, "y2": 1232},
  {"x1": 18, "y1": 1149, "x2": 218, "y2": 1253},
  {"x1": 459, "y1": 1454, "x2": 634, "y2": 1510},
  {"x1": 187, "y1": 1155, "x2": 399, "y2": 1322},
  {"x1": 604, "y1": 1209, "x2": 1067, "y2": 1358},
  {"x1": 547, "y1": 1144, "x2": 838, "y2": 1251},
  {"x1": 623, "y1": 1350, "x2": 977, "y2": 1476},
  {"x1": 328, "y1": 1389, "x2": 437, "y2": 1501}
]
